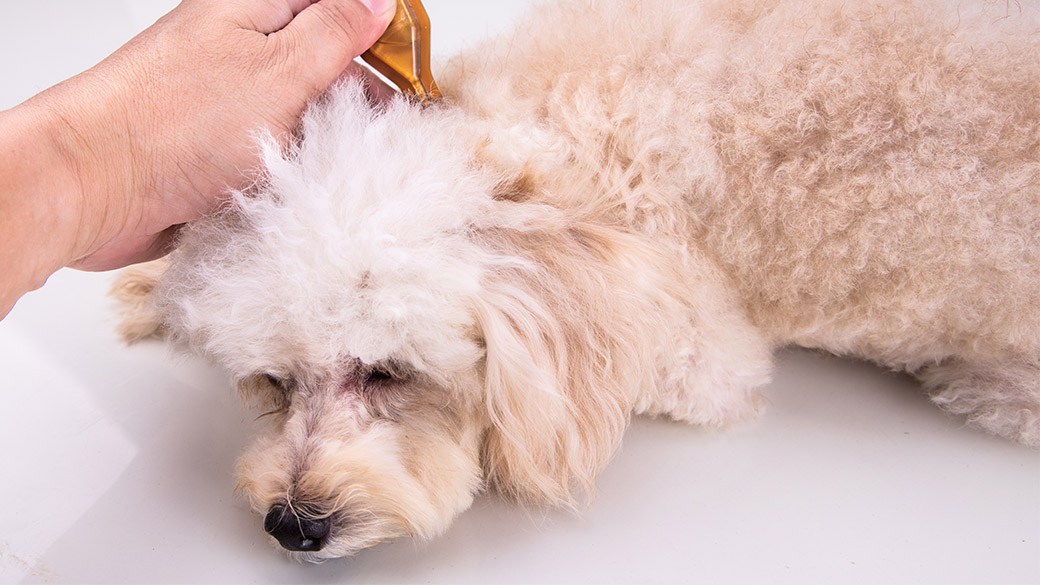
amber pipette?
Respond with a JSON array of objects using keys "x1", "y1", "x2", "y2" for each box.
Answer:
[{"x1": 360, "y1": 0, "x2": 441, "y2": 101}]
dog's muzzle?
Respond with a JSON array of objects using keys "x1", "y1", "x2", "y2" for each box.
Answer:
[{"x1": 264, "y1": 504, "x2": 331, "y2": 552}]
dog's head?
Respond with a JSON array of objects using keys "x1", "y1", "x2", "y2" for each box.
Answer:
[{"x1": 153, "y1": 80, "x2": 671, "y2": 559}]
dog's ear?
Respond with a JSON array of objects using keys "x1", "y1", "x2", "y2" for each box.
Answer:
[
  {"x1": 472, "y1": 219, "x2": 668, "y2": 507},
  {"x1": 110, "y1": 259, "x2": 168, "y2": 343}
]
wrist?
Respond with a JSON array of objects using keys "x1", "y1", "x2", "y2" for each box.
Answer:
[
  {"x1": 0, "y1": 65, "x2": 139, "y2": 315},
  {"x1": 0, "y1": 102, "x2": 88, "y2": 312},
  {"x1": 28, "y1": 71, "x2": 139, "y2": 266}
]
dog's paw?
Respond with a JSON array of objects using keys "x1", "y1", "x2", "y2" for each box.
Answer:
[
  {"x1": 660, "y1": 386, "x2": 767, "y2": 429},
  {"x1": 110, "y1": 259, "x2": 167, "y2": 343},
  {"x1": 636, "y1": 311, "x2": 775, "y2": 428},
  {"x1": 640, "y1": 345, "x2": 773, "y2": 429},
  {"x1": 919, "y1": 359, "x2": 1040, "y2": 447}
]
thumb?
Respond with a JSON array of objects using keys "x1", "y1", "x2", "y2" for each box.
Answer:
[{"x1": 282, "y1": 0, "x2": 396, "y2": 88}]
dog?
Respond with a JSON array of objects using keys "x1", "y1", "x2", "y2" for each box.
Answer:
[{"x1": 113, "y1": 0, "x2": 1040, "y2": 561}]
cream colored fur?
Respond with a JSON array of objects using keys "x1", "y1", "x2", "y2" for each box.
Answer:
[{"x1": 113, "y1": 0, "x2": 1040, "y2": 561}]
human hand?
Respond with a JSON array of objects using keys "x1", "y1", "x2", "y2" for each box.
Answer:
[{"x1": 24, "y1": 0, "x2": 396, "y2": 272}]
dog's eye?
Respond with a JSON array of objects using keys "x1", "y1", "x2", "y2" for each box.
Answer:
[
  {"x1": 365, "y1": 368, "x2": 395, "y2": 384},
  {"x1": 264, "y1": 374, "x2": 292, "y2": 392},
  {"x1": 357, "y1": 364, "x2": 410, "y2": 420},
  {"x1": 245, "y1": 373, "x2": 293, "y2": 419},
  {"x1": 362, "y1": 362, "x2": 409, "y2": 386}
]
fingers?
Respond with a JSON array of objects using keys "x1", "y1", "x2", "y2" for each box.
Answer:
[
  {"x1": 204, "y1": 0, "x2": 317, "y2": 34},
  {"x1": 276, "y1": 0, "x2": 396, "y2": 90}
]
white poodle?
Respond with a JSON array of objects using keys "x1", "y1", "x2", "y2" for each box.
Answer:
[{"x1": 114, "y1": 0, "x2": 1040, "y2": 560}]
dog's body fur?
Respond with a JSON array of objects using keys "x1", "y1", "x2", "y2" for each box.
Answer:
[{"x1": 116, "y1": 0, "x2": 1040, "y2": 560}]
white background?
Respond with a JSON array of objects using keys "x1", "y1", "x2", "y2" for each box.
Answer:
[{"x1": 1, "y1": 1, "x2": 1038, "y2": 583}]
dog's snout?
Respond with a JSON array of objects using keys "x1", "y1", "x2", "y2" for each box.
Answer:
[{"x1": 264, "y1": 504, "x2": 331, "y2": 552}]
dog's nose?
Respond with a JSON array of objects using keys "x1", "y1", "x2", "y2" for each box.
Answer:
[{"x1": 264, "y1": 504, "x2": 331, "y2": 552}]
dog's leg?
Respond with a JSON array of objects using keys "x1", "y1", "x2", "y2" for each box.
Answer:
[
  {"x1": 918, "y1": 359, "x2": 1040, "y2": 447},
  {"x1": 110, "y1": 259, "x2": 167, "y2": 343},
  {"x1": 638, "y1": 310, "x2": 774, "y2": 429}
]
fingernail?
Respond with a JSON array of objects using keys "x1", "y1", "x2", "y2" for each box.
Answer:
[{"x1": 360, "y1": 0, "x2": 397, "y2": 19}]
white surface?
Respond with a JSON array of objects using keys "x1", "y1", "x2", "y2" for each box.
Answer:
[{"x1": 1, "y1": 1, "x2": 1038, "y2": 584}]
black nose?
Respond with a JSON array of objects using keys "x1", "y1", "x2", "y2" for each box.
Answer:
[{"x1": 264, "y1": 504, "x2": 331, "y2": 552}]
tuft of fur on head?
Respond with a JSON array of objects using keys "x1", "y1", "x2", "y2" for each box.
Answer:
[{"x1": 157, "y1": 82, "x2": 496, "y2": 381}]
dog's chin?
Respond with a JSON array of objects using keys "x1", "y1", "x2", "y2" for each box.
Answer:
[
  {"x1": 284, "y1": 549, "x2": 337, "y2": 565},
  {"x1": 281, "y1": 542, "x2": 359, "y2": 564},
  {"x1": 274, "y1": 528, "x2": 389, "y2": 563}
]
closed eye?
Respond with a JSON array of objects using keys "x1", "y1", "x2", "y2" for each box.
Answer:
[
  {"x1": 362, "y1": 361, "x2": 410, "y2": 386},
  {"x1": 248, "y1": 373, "x2": 294, "y2": 419},
  {"x1": 358, "y1": 363, "x2": 410, "y2": 420},
  {"x1": 366, "y1": 369, "x2": 395, "y2": 383},
  {"x1": 264, "y1": 373, "x2": 294, "y2": 393}
]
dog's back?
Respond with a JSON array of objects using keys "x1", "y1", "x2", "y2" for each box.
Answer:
[
  {"x1": 444, "y1": 0, "x2": 1040, "y2": 366},
  {"x1": 439, "y1": 0, "x2": 1040, "y2": 444}
]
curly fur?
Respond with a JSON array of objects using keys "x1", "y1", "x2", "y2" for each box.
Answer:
[{"x1": 113, "y1": 0, "x2": 1040, "y2": 560}]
